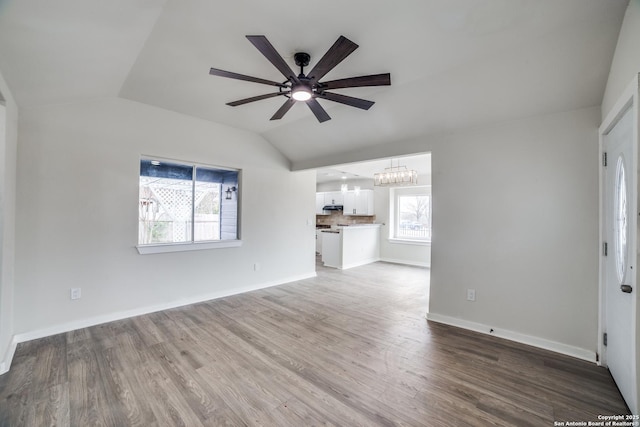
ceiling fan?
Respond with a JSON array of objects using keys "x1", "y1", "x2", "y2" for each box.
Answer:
[{"x1": 209, "y1": 35, "x2": 391, "y2": 123}]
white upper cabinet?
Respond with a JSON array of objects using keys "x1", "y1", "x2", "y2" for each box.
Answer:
[
  {"x1": 324, "y1": 191, "x2": 344, "y2": 206},
  {"x1": 316, "y1": 192, "x2": 327, "y2": 214},
  {"x1": 316, "y1": 190, "x2": 373, "y2": 216},
  {"x1": 343, "y1": 189, "x2": 374, "y2": 216},
  {"x1": 316, "y1": 191, "x2": 344, "y2": 214}
]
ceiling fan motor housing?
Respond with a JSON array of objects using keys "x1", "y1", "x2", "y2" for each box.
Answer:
[{"x1": 294, "y1": 52, "x2": 311, "y2": 68}]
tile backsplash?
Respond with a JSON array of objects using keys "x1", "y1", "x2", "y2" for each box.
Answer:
[{"x1": 316, "y1": 210, "x2": 376, "y2": 227}]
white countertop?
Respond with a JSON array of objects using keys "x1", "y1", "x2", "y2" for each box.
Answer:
[{"x1": 318, "y1": 224, "x2": 382, "y2": 233}]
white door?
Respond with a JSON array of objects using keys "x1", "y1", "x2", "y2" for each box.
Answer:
[{"x1": 603, "y1": 105, "x2": 637, "y2": 414}]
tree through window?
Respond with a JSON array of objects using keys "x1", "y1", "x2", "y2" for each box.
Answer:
[{"x1": 393, "y1": 186, "x2": 431, "y2": 241}]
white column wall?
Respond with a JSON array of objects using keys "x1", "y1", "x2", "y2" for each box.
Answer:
[
  {"x1": 428, "y1": 107, "x2": 600, "y2": 359},
  {"x1": 0, "y1": 70, "x2": 17, "y2": 374}
]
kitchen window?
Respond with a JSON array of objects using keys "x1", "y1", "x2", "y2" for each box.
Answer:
[
  {"x1": 391, "y1": 186, "x2": 431, "y2": 243},
  {"x1": 137, "y1": 157, "x2": 241, "y2": 254}
]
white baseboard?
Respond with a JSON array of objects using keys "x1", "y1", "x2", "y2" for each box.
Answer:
[
  {"x1": 426, "y1": 312, "x2": 596, "y2": 363},
  {"x1": 340, "y1": 257, "x2": 381, "y2": 270},
  {"x1": 0, "y1": 336, "x2": 18, "y2": 375},
  {"x1": 380, "y1": 257, "x2": 430, "y2": 268},
  {"x1": 9, "y1": 272, "x2": 317, "y2": 360}
]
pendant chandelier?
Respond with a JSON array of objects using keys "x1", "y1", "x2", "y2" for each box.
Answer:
[{"x1": 374, "y1": 159, "x2": 418, "y2": 186}]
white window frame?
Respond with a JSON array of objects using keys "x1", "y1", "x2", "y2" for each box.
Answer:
[
  {"x1": 136, "y1": 156, "x2": 242, "y2": 254},
  {"x1": 389, "y1": 185, "x2": 431, "y2": 245}
]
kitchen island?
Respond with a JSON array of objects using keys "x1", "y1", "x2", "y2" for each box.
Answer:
[{"x1": 321, "y1": 224, "x2": 381, "y2": 269}]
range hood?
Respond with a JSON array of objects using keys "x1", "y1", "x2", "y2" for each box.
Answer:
[{"x1": 322, "y1": 204, "x2": 343, "y2": 211}]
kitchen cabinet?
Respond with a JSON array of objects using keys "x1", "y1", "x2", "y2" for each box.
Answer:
[
  {"x1": 316, "y1": 191, "x2": 342, "y2": 214},
  {"x1": 316, "y1": 193, "x2": 327, "y2": 215},
  {"x1": 324, "y1": 191, "x2": 344, "y2": 206},
  {"x1": 316, "y1": 229, "x2": 323, "y2": 254},
  {"x1": 343, "y1": 189, "x2": 374, "y2": 216},
  {"x1": 321, "y1": 225, "x2": 380, "y2": 269}
]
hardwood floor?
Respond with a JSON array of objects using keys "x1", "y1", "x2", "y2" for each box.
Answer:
[{"x1": 0, "y1": 261, "x2": 629, "y2": 426}]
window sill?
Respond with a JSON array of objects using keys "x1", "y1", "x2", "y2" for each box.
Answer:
[
  {"x1": 388, "y1": 238, "x2": 431, "y2": 246},
  {"x1": 137, "y1": 240, "x2": 242, "y2": 254}
]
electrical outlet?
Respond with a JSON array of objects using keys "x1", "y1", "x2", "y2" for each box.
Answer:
[
  {"x1": 70, "y1": 288, "x2": 81, "y2": 300},
  {"x1": 466, "y1": 289, "x2": 476, "y2": 301}
]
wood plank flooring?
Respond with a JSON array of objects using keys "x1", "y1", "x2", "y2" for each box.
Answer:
[{"x1": 0, "y1": 260, "x2": 630, "y2": 426}]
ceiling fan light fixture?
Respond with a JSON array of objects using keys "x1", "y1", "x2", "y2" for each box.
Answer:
[
  {"x1": 291, "y1": 86, "x2": 312, "y2": 101},
  {"x1": 209, "y1": 35, "x2": 391, "y2": 122}
]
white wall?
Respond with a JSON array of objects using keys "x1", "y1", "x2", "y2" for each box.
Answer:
[
  {"x1": 602, "y1": 0, "x2": 640, "y2": 120},
  {"x1": 316, "y1": 178, "x2": 374, "y2": 193},
  {"x1": 428, "y1": 107, "x2": 600, "y2": 359},
  {"x1": 0, "y1": 70, "x2": 17, "y2": 374},
  {"x1": 14, "y1": 97, "x2": 316, "y2": 338}
]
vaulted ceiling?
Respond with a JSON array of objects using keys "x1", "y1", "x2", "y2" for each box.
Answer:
[{"x1": 0, "y1": 0, "x2": 628, "y2": 168}]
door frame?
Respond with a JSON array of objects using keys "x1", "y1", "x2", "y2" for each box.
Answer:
[{"x1": 598, "y1": 73, "x2": 639, "y2": 414}]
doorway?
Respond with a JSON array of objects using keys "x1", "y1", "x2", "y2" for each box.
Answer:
[
  {"x1": 314, "y1": 153, "x2": 432, "y2": 311},
  {"x1": 314, "y1": 154, "x2": 431, "y2": 267}
]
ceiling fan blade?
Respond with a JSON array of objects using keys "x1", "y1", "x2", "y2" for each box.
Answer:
[
  {"x1": 307, "y1": 36, "x2": 358, "y2": 82},
  {"x1": 320, "y1": 73, "x2": 391, "y2": 90},
  {"x1": 318, "y1": 92, "x2": 374, "y2": 110},
  {"x1": 246, "y1": 35, "x2": 299, "y2": 83},
  {"x1": 209, "y1": 68, "x2": 287, "y2": 88},
  {"x1": 307, "y1": 98, "x2": 331, "y2": 123},
  {"x1": 270, "y1": 98, "x2": 296, "y2": 120},
  {"x1": 227, "y1": 92, "x2": 288, "y2": 107}
]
